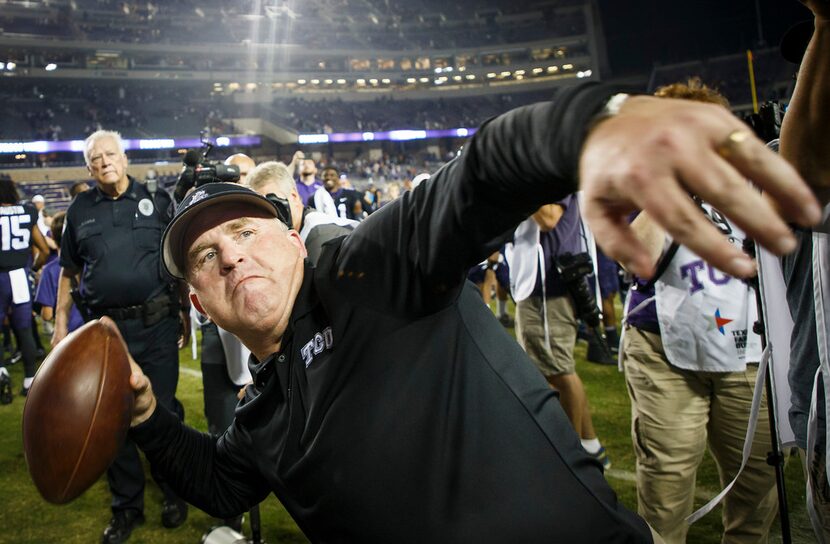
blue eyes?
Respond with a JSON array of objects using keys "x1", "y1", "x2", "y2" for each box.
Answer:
[{"x1": 198, "y1": 230, "x2": 255, "y2": 266}]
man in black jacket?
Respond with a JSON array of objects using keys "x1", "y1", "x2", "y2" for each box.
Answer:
[{"x1": 129, "y1": 84, "x2": 818, "y2": 543}]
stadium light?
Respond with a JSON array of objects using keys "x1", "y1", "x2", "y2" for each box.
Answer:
[
  {"x1": 500, "y1": 71, "x2": 510, "y2": 77},
  {"x1": 45, "y1": 63, "x2": 57, "y2": 71},
  {"x1": 0, "y1": 63, "x2": 4, "y2": 70},
  {"x1": 453, "y1": 75, "x2": 462, "y2": 81},
  {"x1": 434, "y1": 67, "x2": 443, "y2": 74},
  {"x1": 297, "y1": 79, "x2": 307, "y2": 84},
  {"x1": 514, "y1": 70, "x2": 525, "y2": 76},
  {"x1": 381, "y1": 78, "x2": 391, "y2": 84},
  {"x1": 6, "y1": 62, "x2": 15, "y2": 70},
  {"x1": 406, "y1": 77, "x2": 416, "y2": 83},
  {"x1": 466, "y1": 74, "x2": 475, "y2": 80},
  {"x1": 563, "y1": 64, "x2": 574, "y2": 70},
  {"x1": 311, "y1": 79, "x2": 320, "y2": 85},
  {"x1": 369, "y1": 79, "x2": 378, "y2": 85},
  {"x1": 337, "y1": 79, "x2": 346, "y2": 84},
  {"x1": 419, "y1": 77, "x2": 429, "y2": 83},
  {"x1": 324, "y1": 79, "x2": 333, "y2": 84},
  {"x1": 547, "y1": 66, "x2": 558, "y2": 72},
  {"x1": 487, "y1": 73, "x2": 496, "y2": 78},
  {"x1": 533, "y1": 68, "x2": 543, "y2": 74}
]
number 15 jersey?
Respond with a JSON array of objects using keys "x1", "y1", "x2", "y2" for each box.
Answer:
[{"x1": 0, "y1": 203, "x2": 37, "y2": 271}]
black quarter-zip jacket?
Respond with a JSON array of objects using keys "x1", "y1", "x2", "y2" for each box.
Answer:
[{"x1": 133, "y1": 83, "x2": 653, "y2": 543}]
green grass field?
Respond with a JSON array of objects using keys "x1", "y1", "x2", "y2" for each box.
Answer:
[{"x1": 0, "y1": 318, "x2": 816, "y2": 543}]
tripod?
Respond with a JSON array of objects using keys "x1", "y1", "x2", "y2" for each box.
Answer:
[{"x1": 745, "y1": 239, "x2": 791, "y2": 544}]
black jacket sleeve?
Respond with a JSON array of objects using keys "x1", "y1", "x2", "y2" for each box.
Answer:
[
  {"x1": 131, "y1": 405, "x2": 271, "y2": 518},
  {"x1": 330, "y1": 82, "x2": 619, "y2": 317}
]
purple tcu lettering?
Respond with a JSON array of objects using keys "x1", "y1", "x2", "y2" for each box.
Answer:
[
  {"x1": 680, "y1": 260, "x2": 706, "y2": 294},
  {"x1": 708, "y1": 266, "x2": 731, "y2": 286}
]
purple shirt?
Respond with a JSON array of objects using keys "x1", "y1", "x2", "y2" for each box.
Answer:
[
  {"x1": 626, "y1": 281, "x2": 659, "y2": 333},
  {"x1": 533, "y1": 195, "x2": 584, "y2": 298},
  {"x1": 35, "y1": 259, "x2": 85, "y2": 332},
  {"x1": 625, "y1": 211, "x2": 660, "y2": 333},
  {"x1": 296, "y1": 178, "x2": 323, "y2": 206}
]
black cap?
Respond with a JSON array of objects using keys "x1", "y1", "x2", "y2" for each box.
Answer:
[
  {"x1": 161, "y1": 182, "x2": 279, "y2": 279},
  {"x1": 781, "y1": 20, "x2": 814, "y2": 64}
]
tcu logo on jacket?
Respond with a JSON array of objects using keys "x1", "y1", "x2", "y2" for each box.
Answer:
[{"x1": 300, "y1": 327, "x2": 334, "y2": 367}]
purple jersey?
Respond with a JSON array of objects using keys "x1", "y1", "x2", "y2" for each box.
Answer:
[
  {"x1": 35, "y1": 259, "x2": 85, "y2": 332},
  {"x1": 296, "y1": 178, "x2": 323, "y2": 207}
]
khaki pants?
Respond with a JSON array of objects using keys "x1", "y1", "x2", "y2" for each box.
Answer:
[
  {"x1": 622, "y1": 326, "x2": 777, "y2": 544},
  {"x1": 515, "y1": 295, "x2": 577, "y2": 376}
]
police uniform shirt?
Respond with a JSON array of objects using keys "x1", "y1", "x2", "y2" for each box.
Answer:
[
  {"x1": 60, "y1": 177, "x2": 174, "y2": 308},
  {"x1": 0, "y1": 203, "x2": 38, "y2": 271}
]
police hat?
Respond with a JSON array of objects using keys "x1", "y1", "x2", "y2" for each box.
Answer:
[{"x1": 161, "y1": 182, "x2": 279, "y2": 279}]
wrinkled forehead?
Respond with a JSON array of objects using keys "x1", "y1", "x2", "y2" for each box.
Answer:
[
  {"x1": 185, "y1": 203, "x2": 264, "y2": 244},
  {"x1": 89, "y1": 136, "x2": 122, "y2": 153}
]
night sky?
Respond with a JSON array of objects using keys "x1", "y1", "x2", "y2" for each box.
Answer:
[{"x1": 597, "y1": 0, "x2": 813, "y2": 76}]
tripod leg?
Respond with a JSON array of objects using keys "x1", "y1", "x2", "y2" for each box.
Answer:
[{"x1": 249, "y1": 503, "x2": 262, "y2": 544}]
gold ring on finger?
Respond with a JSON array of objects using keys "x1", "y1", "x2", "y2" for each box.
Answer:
[{"x1": 716, "y1": 129, "x2": 751, "y2": 158}]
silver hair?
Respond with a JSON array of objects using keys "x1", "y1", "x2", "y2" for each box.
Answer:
[
  {"x1": 244, "y1": 161, "x2": 296, "y2": 197},
  {"x1": 83, "y1": 130, "x2": 125, "y2": 167}
]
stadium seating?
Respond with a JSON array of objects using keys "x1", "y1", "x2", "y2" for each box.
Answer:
[
  {"x1": 269, "y1": 89, "x2": 557, "y2": 134},
  {"x1": 2, "y1": 0, "x2": 586, "y2": 49}
]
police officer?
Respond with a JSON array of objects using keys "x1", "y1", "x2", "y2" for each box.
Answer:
[{"x1": 52, "y1": 130, "x2": 190, "y2": 544}]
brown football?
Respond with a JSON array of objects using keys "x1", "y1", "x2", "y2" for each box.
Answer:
[{"x1": 22, "y1": 316, "x2": 134, "y2": 504}]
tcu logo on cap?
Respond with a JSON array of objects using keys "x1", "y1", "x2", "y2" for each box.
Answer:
[{"x1": 189, "y1": 189, "x2": 208, "y2": 206}]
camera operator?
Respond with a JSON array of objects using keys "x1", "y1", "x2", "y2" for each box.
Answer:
[
  {"x1": 619, "y1": 80, "x2": 776, "y2": 544},
  {"x1": 774, "y1": 0, "x2": 830, "y2": 539},
  {"x1": 52, "y1": 130, "x2": 191, "y2": 544},
  {"x1": 508, "y1": 198, "x2": 610, "y2": 469}
]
